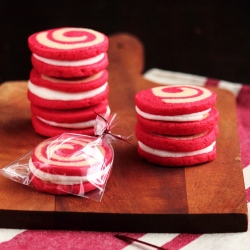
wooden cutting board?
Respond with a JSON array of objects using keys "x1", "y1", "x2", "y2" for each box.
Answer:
[{"x1": 0, "y1": 33, "x2": 248, "y2": 233}]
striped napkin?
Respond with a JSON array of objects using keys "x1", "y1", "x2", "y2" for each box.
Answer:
[{"x1": 0, "y1": 69, "x2": 249, "y2": 250}]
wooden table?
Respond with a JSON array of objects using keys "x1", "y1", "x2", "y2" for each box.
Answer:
[{"x1": 0, "y1": 33, "x2": 248, "y2": 233}]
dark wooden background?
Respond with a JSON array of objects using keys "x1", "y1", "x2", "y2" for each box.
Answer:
[{"x1": 0, "y1": 0, "x2": 249, "y2": 84}]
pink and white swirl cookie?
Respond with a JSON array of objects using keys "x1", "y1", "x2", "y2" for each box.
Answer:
[
  {"x1": 137, "y1": 108, "x2": 219, "y2": 136},
  {"x1": 136, "y1": 123, "x2": 218, "y2": 152},
  {"x1": 136, "y1": 124, "x2": 217, "y2": 167},
  {"x1": 31, "y1": 101, "x2": 110, "y2": 137},
  {"x1": 135, "y1": 85, "x2": 218, "y2": 136},
  {"x1": 135, "y1": 85, "x2": 216, "y2": 116},
  {"x1": 28, "y1": 27, "x2": 109, "y2": 77},
  {"x1": 27, "y1": 76, "x2": 109, "y2": 109},
  {"x1": 137, "y1": 141, "x2": 216, "y2": 167},
  {"x1": 29, "y1": 68, "x2": 108, "y2": 92},
  {"x1": 29, "y1": 133, "x2": 114, "y2": 195}
]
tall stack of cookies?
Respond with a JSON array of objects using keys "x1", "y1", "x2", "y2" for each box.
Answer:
[
  {"x1": 27, "y1": 27, "x2": 110, "y2": 137},
  {"x1": 135, "y1": 85, "x2": 219, "y2": 167}
]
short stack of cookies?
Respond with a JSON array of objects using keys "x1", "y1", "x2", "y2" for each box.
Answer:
[
  {"x1": 135, "y1": 85, "x2": 219, "y2": 167},
  {"x1": 27, "y1": 27, "x2": 110, "y2": 137}
]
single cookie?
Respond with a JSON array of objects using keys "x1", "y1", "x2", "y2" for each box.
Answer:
[
  {"x1": 30, "y1": 101, "x2": 110, "y2": 137},
  {"x1": 136, "y1": 127, "x2": 217, "y2": 167},
  {"x1": 31, "y1": 100, "x2": 110, "y2": 125},
  {"x1": 137, "y1": 142, "x2": 216, "y2": 167},
  {"x1": 28, "y1": 27, "x2": 109, "y2": 60},
  {"x1": 31, "y1": 52, "x2": 108, "y2": 78},
  {"x1": 136, "y1": 123, "x2": 218, "y2": 152},
  {"x1": 29, "y1": 68, "x2": 108, "y2": 92},
  {"x1": 136, "y1": 107, "x2": 219, "y2": 136},
  {"x1": 28, "y1": 27, "x2": 109, "y2": 77},
  {"x1": 135, "y1": 85, "x2": 216, "y2": 116},
  {"x1": 28, "y1": 79, "x2": 109, "y2": 109},
  {"x1": 29, "y1": 133, "x2": 114, "y2": 195},
  {"x1": 31, "y1": 116, "x2": 94, "y2": 137}
]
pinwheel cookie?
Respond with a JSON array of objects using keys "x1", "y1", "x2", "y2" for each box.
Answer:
[
  {"x1": 135, "y1": 85, "x2": 218, "y2": 135},
  {"x1": 28, "y1": 27, "x2": 109, "y2": 77},
  {"x1": 136, "y1": 123, "x2": 218, "y2": 166},
  {"x1": 28, "y1": 68, "x2": 109, "y2": 109},
  {"x1": 29, "y1": 133, "x2": 114, "y2": 196},
  {"x1": 30, "y1": 100, "x2": 110, "y2": 137}
]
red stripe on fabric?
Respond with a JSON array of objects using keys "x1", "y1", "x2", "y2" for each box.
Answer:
[
  {"x1": 204, "y1": 78, "x2": 220, "y2": 87},
  {"x1": 0, "y1": 231, "x2": 145, "y2": 250},
  {"x1": 161, "y1": 233, "x2": 202, "y2": 250},
  {"x1": 246, "y1": 187, "x2": 250, "y2": 203},
  {"x1": 237, "y1": 85, "x2": 250, "y2": 108},
  {"x1": 236, "y1": 85, "x2": 250, "y2": 168}
]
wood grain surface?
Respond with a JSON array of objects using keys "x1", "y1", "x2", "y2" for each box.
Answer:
[{"x1": 0, "y1": 33, "x2": 248, "y2": 233}]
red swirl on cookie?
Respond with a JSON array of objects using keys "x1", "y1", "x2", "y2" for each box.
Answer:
[
  {"x1": 30, "y1": 68, "x2": 108, "y2": 92},
  {"x1": 30, "y1": 134, "x2": 114, "y2": 195},
  {"x1": 152, "y1": 85, "x2": 211, "y2": 103},
  {"x1": 135, "y1": 85, "x2": 216, "y2": 115},
  {"x1": 28, "y1": 27, "x2": 109, "y2": 60},
  {"x1": 31, "y1": 134, "x2": 113, "y2": 176}
]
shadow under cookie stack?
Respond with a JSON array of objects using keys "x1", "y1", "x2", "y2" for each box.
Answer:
[{"x1": 27, "y1": 27, "x2": 110, "y2": 137}]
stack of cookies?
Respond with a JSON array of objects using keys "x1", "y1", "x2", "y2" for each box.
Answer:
[
  {"x1": 135, "y1": 85, "x2": 219, "y2": 167},
  {"x1": 27, "y1": 27, "x2": 110, "y2": 137}
]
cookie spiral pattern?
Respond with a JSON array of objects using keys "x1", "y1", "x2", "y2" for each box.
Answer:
[
  {"x1": 35, "y1": 27, "x2": 105, "y2": 50},
  {"x1": 31, "y1": 135, "x2": 112, "y2": 176},
  {"x1": 152, "y1": 85, "x2": 212, "y2": 104}
]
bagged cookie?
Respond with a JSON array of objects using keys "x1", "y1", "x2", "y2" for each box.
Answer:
[{"x1": 0, "y1": 114, "x2": 127, "y2": 201}]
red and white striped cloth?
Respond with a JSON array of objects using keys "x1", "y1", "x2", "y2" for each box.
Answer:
[{"x1": 0, "y1": 69, "x2": 249, "y2": 250}]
